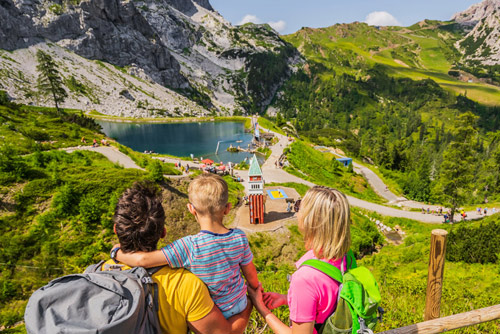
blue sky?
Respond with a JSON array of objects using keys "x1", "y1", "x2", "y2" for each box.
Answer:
[{"x1": 210, "y1": 0, "x2": 481, "y2": 34}]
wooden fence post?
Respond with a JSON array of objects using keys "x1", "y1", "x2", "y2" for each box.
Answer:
[{"x1": 424, "y1": 229, "x2": 448, "y2": 321}]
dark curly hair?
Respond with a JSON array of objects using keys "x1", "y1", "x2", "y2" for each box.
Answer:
[{"x1": 113, "y1": 181, "x2": 165, "y2": 253}]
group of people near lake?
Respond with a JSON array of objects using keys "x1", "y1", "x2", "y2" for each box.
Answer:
[
  {"x1": 106, "y1": 174, "x2": 352, "y2": 333},
  {"x1": 174, "y1": 161, "x2": 190, "y2": 174},
  {"x1": 80, "y1": 137, "x2": 109, "y2": 147}
]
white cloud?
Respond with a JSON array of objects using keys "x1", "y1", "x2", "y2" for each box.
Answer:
[
  {"x1": 238, "y1": 14, "x2": 261, "y2": 25},
  {"x1": 237, "y1": 15, "x2": 287, "y2": 33},
  {"x1": 365, "y1": 11, "x2": 401, "y2": 26},
  {"x1": 269, "y1": 20, "x2": 287, "y2": 33}
]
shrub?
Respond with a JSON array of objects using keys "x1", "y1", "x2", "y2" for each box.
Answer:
[
  {"x1": 52, "y1": 184, "x2": 80, "y2": 217},
  {"x1": 0, "y1": 279, "x2": 18, "y2": 302},
  {"x1": 79, "y1": 195, "x2": 102, "y2": 225},
  {"x1": 0, "y1": 90, "x2": 10, "y2": 106},
  {"x1": 49, "y1": 3, "x2": 63, "y2": 15},
  {"x1": 147, "y1": 160, "x2": 164, "y2": 183},
  {"x1": 0, "y1": 145, "x2": 28, "y2": 183},
  {"x1": 447, "y1": 220, "x2": 500, "y2": 264},
  {"x1": 20, "y1": 127, "x2": 50, "y2": 141}
]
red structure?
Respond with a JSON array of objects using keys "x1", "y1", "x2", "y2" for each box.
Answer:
[
  {"x1": 249, "y1": 194, "x2": 265, "y2": 224},
  {"x1": 248, "y1": 155, "x2": 265, "y2": 224}
]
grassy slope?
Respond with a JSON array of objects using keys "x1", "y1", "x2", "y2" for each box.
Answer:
[
  {"x1": 284, "y1": 21, "x2": 500, "y2": 106},
  {"x1": 0, "y1": 105, "x2": 105, "y2": 154},
  {"x1": 258, "y1": 116, "x2": 286, "y2": 135},
  {"x1": 361, "y1": 214, "x2": 500, "y2": 333},
  {"x1": 286, "y1": 141, "x2": 385, "y2": 203},
  {"x1": 0, "y1": 104, "x2": 181, "y2": 175}
]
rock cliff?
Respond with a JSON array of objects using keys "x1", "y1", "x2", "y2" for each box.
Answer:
[
  {"x1": 0, "y1": 0, "x2": 301, "y2": 116},
  {"x1": 452, "y1": 0, "x2": 500, "y2": 25},
  {"x1": 453, "y1": 0, "x2": 500, "y2": 65}
]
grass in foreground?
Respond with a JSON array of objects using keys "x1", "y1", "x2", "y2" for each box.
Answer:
[{"x1": 362, "y1": 215, "x2": 500, "y2": 333}]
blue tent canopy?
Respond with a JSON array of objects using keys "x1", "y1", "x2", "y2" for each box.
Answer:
[{"x1": 336, "y1": 158, "x2": 352, "y2": 167}]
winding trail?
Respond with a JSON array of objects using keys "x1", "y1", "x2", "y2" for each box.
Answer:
[
  {"x1": 63, "y1": 146, "x2": 188, "y2": 179},
  {"x1": 65, "y1": 146, "x2": 142, "y2": 169},
  {"x1": 64, "y1": 122, "x2": 488, "y2": 223}
]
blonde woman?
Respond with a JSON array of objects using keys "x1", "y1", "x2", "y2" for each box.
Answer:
[{"x1": 248, "y1": 186, "x2": 354, "y2": 334}]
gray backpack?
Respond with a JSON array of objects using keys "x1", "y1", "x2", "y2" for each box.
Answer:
[{"x1": 25, "y1": 261, "x2": 162, "y2": 334}]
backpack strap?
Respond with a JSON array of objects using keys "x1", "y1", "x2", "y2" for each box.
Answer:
[
  {"x1": 300, "y1": 250, "x2": 357, "y2": 284},
  {"x1": 147, "y1": 266, "x2": 164, "y2": 276},
  {"x1": 301, "y1": 259, "x2": 344, "y2": 284},
  {"x1": 145, "y1": 266, "x2": 164, "y2": 319}
]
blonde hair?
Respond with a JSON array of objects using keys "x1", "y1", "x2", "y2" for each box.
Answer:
[
  {"x1": 188, "y1": 174, "x2": 228, "y2": 217},
  {"x1": 300, "y1": 186, "x2": 351, "y2": 260}
]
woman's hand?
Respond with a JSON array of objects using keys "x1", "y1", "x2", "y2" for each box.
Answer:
[{"x1": 263, "y1": 292, "x2": 287, "y2": 310}]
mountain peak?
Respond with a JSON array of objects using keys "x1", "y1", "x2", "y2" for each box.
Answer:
[
  {"x1": 453, "y1": 0, "x2": 500, "y2": 65},
  {"x1": 452, "y1": 0, "x2": 500, "y2": 25},
  {"x1": 162, "y1": 0, "x2": 214, "y2": 16}
]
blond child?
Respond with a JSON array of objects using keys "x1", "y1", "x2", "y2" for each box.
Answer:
[
  {"x1": 248, "y1": 186, "x2": 352, "y2": 334},
  {"x1": 115, "y1": 174, "x2": 259, "y2": 319}
]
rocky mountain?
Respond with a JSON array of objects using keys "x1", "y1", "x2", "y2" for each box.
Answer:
[
  {"x1": 452, "y1": 0, "x2": 500, "y2": 25},
  {"x1": 0, "y1": 0, "x2": 301, "y2": 117},
  {"x1": 453, "y1": 0, "x2": 500, "y2": 65}
]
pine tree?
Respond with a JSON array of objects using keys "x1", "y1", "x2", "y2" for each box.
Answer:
[
  {"x1": 433, "y1": 112, "x2": 478, "y2": 221},
  {"x1": 36, "y1": 50, "x2": 67, "y2": 113}
]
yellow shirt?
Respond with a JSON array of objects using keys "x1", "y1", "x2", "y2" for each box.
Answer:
[{"x1": 102, "y1": 260, "x2": 214, "y2": 334}]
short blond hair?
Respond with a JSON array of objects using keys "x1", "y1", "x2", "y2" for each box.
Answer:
[
  {"x1": 188, "y1": 174, "x2": 228, "y2": 217},
  {"x1": 300, "y1": 186, "x2": 351, "y2": 260}
]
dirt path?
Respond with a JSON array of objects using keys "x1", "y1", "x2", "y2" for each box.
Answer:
[
  {"x1": 63, "y1": 146, "x2": 189, "y2": 179},
  {"x1": 315, "y1": 146, "x2": 405, "y2": 203},
  {"x1": 65, "y1": 146, "x2": 142, "y2": 169}
]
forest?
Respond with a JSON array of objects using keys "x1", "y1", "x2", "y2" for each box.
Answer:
[{"x1": 270, "y1": 24, "x2": 500, "y2": 209}]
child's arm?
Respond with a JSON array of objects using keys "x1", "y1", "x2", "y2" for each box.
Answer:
[
  {"x1": 241, "y1": 262, "x2": 259, "y2": 290},
  {"x1": 116, "y1": 249, "x2": 167, "y2": 268}
]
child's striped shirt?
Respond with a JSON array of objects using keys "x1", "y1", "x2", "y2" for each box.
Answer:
[{"x1": 161, "y1": 228, "x2": 253, "y2": 313}]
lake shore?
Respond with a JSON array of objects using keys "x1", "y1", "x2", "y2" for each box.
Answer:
[{"x1": 88, "y1": 111, "x2": 252, "y2": 129}]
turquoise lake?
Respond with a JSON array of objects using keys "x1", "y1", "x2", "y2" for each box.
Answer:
[{"x1": 97, "y1": 120, "x2": 264, "y2": 164}]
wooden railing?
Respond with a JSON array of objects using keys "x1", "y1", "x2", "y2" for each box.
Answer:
[
  {"x1": 379, "y1": 304, "x2": 500, "y2": 334},
  {"x1": 379, "y1": 229, "x2": 500, "y2": 333}
]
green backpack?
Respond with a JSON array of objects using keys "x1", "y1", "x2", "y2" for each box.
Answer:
[{"x1": 301, "y1": 250, "x2": 383, "y2": 334}]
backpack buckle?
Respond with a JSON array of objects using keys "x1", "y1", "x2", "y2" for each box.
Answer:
[
  {"x1": 357, "y1": 318, "x2": 374, "y2": 334},
  {"x1": 142, "y1": 277, "x2": 153, "y2": 284}
]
